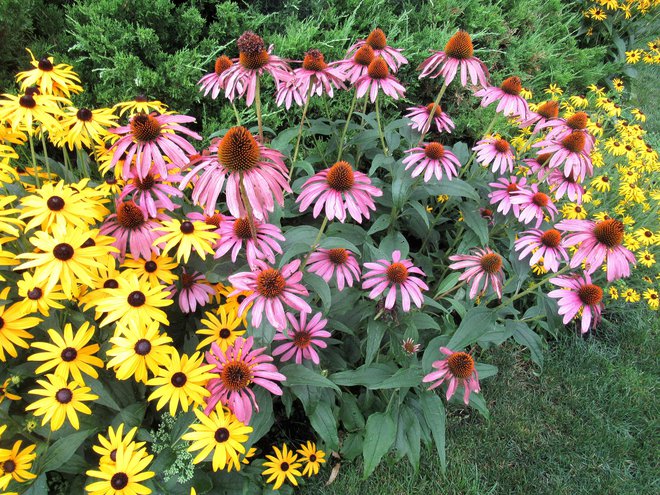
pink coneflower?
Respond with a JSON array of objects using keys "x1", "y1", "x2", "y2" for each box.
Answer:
[
  {"x1": 205, "y1": 336, "x2": 285, "y2": 424},
  {"x1": 198, "y1": 55, "x2": 237, "y2": 99},
  {"x1": 355, "y1": 57, "x2": 405, "y2": 103},
  {"x1": 215, "y1": 216, "x2": 285, "y2": 269},
  {"x1": 523, "y1": 153, "x2": 553, "y2": 181},
  {"x1": 405, "y1": 103, "x2": 455, "y2": 134},
  {"x1": 402, "y1": 142, "x2": 461, "y2": 182},
  {"x1": 510, "y1": 184, "x2": 557, "y2": 228},
  {"x1": 120, "y1": 170, "x2": 183, "y2": 218},
  {"x1": 275, "y1": 74, "x2": 306, "y2": 109},
  {"x1": 532, "y1": 131, "x2": 593, "y2": 181},
  {"x1": 346, "y1": 28, "x2": 408, "y2": 72},
  {"x1": 538, "y1": 112, "x2": 595, "y2": 152},
  {"x1": 556, "y1": 219, "x2": 636, "y2": 281},
  {"x1": 306, "y1": 247, "x2": 361, "y2": 291},
  {"x1": 335, "y1": 44, "x2": 375, "y2": 84},
  {"x1": 547, "y1": 273, "x2": 604, "y2": 333},
  {"x1": 186, "y1": 210, "x2": 225, "y2": 235},
  {"x1": 109, "y1": 112, "x2": 201, "y2": 180},
  {"x1": 296, "y1": 161, "x2": 382, "y2": 223},
  {"x1": 519, "y1": 100, "x2": 560, "y2": 133},
  {"x1": 402, "y1": 338, "x2": 421, "y2": 355},
  {"x1": 361, "y1": 250, "x2": 428, "y2": 311},
  {"x1": 272, "y1": 312, "x2": 331, "y2": 365},
  {"x1": 514, "y1": 228, "x2": 569, "y2": 272},
  {"x1": 548, "y1": 168, "x2": 584, "y2": 203},
  {"x1": 176, "y1": 269, "x2": 215, "y2": 313},
  {"x1": 474, "y1": 77, "x2": 529, "y2": 119},
  {"x1": 422, "y1": 347, "x2": 481, "y2": 404},
  {"x1": 448, "y1": 248, "x2": 505, "y2": 299},
  {"x1": 488, "y1": 176, "x2": 528, "y2": 216},
  {"x1": 220, "y1": 31, "x2": 291, "y2": 106},
  {"x1": 180, "y1": 126, "x2": 291, "y2": 220},
  {"x1": 473, "y1": 136, "x2": 515, "y2": 174},
  {"x1": 418, "y1": 31, "x2": 489, "y2": 88},
  {"x1": 294, "y1": 49, "x2": 346, "y2": 98},
  {"x1": 99, "y1": 200, "x2": 165, "y2": 261},
  {"x1": 228, "y1": 260, "x2": 311, "y2": 330}
]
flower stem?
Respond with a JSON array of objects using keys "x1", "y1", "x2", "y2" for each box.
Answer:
[
  {"x1": 39, "y1": 127, "x2": 51, "y2": 181},
  {"x1": 302, "y1": 216, "x2": 328, "y2": 270},
  {"x1": 289, "y1": 84, "x2": 314, "y2": 184},
  {"x1": 457, "y1": 112, "x2": 499, "y2": 181},
  {"x1": 336, "y1": 90, "x2": 358, "y2": 161},
  {"x1": 239, "y1": 172, "x2": 258, "y2": 240},
  {"x1": 231, "y1": 102, "x2": 242, "y2": 126},
  {"x1": 497, "y1": 264, "x2": 571, "y2": 308},
  {"x1": 27, "y1": 132, "x2": 40, "y2": 188},
  {"x1": 417, "y1": 83, "x2": 447, "y2": 145},
  {"x1": 255, "y1": 78, "x2": 264, "y2": 143},
  {"x1": 375, "y1": 94, "x2": 388, "y2": 156}
]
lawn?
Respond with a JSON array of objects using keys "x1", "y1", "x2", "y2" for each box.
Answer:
[{"x1": 301, "y1": 309, "x2": 659, "y2": 495}]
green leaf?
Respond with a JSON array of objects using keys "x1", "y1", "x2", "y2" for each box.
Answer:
[
  {"x1": 271, "y1": 127, "x2": 300, "y2": 152},
  {"x1": 310, "y1": 399, "x2": 339, "y2": 451},
  {"x1": 86, "y1": 376, "x2": 121, "y2": 411},
  {"x1": 367, "y1": 214, "x2": 391, "y2": 235},
  {"x1": 280, "y1": 364, "x2": 340, "y2": 392},
  {"x1": 112, "y1": 402, "x2": 146, "y2": 429},
  {"x1": 435, "y1": 271, "x2": 461, "y2": 298},
  {"x1": 303, "y1": 273, "x2": 331, "y2": 311},
  {"x1": 509, "y1": 320, "x2": 544, "y2": 367},
  {"x1": 170, "y1": 410, "x2": 196, "y2": 443},
  {"x1": 369, "y1": 367, "x2": 423, "y2": 389},
  {"x1": 339, "y1": 393, "x2": 365, "y2": 431},
  {"x1": 362, "y1": 412, "x2": 396, "y2": 478},
  {"x1": 424, "y1": 179, "x2": 479, "y2": 200},
  {"x1": 396, "y1": 405, "x2": 421, "y2": 472},
  {"x1": 365, "y1": 319, "x2": 386, "y2": 365},
  {"x1": 461, "y1": 206, "x2": 489, "y2": 246},
  {"x1": 341, "y1": 431, "x2": 364, "y2": 461},
  {"x1": 319, "y1": 236, "x2": 360, "y2": 255},
  {"x1": 23, "y1": 474, "x2": 48, "y2": 495},
  {"x1": 420, "y1": 392, "x2": 446, "y2": 473},
  {"x1": 407, "y1": 201, "x2": 431, "y2": 229},
  {"x1": 409, "y1": 312, "x2": 440, "y2": 331},
  {"x1": 330, "y1": 363, "x2": 397, "y2": 387},
  {"x1": 475, "y1": 363, "x2": 498, "y2": 380},
  {"x1": 468, "y1": 392, "x2": 490, "y2": 419},
  {"x1": 369, "y1": 154, "x2": 394, "y2": 175},
  {"x1": 451, "y1": 142, "x2": 470, "y2": 164},
  {"x1": 37, "y1": 429, "x2": 93, "y2": 473},
  {"x1": 447, "y1": 307, "x2": 497, "y2": 350},
  {"x1": 379, "y1": 232, "x2": 409, "y2": 259},
  {"x1": 282, "y1": 226, "x2": 318, "y2": 247},
  {"x1": 245, "y1": 388, "x2": 274, "y2": 449}
]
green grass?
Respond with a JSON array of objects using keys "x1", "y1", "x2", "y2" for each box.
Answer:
[{"x1": 300, "y1": 310, "x2": 659, "y2": 495}]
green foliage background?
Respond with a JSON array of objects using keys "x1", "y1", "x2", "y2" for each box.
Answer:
[{"x1": 1, "y1": 0, "x2": 611, "y2": 139}]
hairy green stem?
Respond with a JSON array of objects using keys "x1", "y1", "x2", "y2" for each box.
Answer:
[
  {"x1": 289, "y1": 84, "x2": 314, "y2": 184},
  {"x1": 255, "y1": 78, "x2": 264, "y2": 142},
  {"x1": 417, "y1": 83, "x2": 447, "y2": 145},
  {"x1": 302, "y1": 216, "x2": 328, "y2": 270},
  {"x1": 336, "y1": 90, "x2": 358, "y2": 161},
  {"x1": 375, "y1": 94, "x2": 388, "y2": 156}
]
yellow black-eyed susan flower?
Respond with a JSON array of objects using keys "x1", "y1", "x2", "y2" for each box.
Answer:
[{"x1": 262, "y1": 444, "x2": 303, "y2": 490}]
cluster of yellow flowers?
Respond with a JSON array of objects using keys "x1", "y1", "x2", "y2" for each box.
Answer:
[
  {"x1": 511, "y1": 82, "x2": 660, "y2": 311},
  {"x1": 626, "y1": 38, "x2": 660, "y2": 65},
  {"x1": 584, "y1": 0, "x2": 659, "y2": 21}
]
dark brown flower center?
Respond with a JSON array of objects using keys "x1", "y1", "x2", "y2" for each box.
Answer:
[
  {"x1": 540, "y1": 229, "x2": 561, "y2": 248},
  {"x1": 536, "y1": 100, "x2": 559, "y2": 119},
  {"x1": 239, "y1": 49, "x2": 270, "y2": 70},
  {"x1": 536, "y1": 153, "x2": 552, "y2": 167},
  {"x1": 205, "y1": 214, "x2": 223, "y2": 228},
  {"x1": 292, "y1": 330, "x2": 312, "y2": 349},
  {"x1": 257, "y1": 268, "x2": 286, "y2": 298},
  {"x1": 19, "y1": 94, "x2": 36, "y2": 108},
  {"x1": 577, "y1": 283, "x2": 603, "y2": 306},
  {"x1": 214, "y1": 55, "x2": 233, "y2": 76},
  {"x1": 280, "y1": 462, "x2": 290, "y2": 472},
  {"x1": 181, "y1": 273, "x2": 195, "y2": 289},
  {"x1": 134, "y1": 339, "x2": 152, "y2": 356},
  {"x1": 219, "y1": 328, "x2": 231, "y2": 339},
  {"x1": 532, "y1": 192, "x2": 549, "y2": 207},
  {"x1": 566, "y1": 112, "x2": 588, "y2": 130},
  {"x1": 367, "y1": 58, "x2": 389, "y2": 79},
  {"x1": 328, "y1": 248, "x2": 348, "y2": 265},
  {"x1": 233, "y1": 218, "x2": 253, "y2": 240},
  {"x1": 56, "y1": 387, "x2": 73, "y2": 404},
  {"x1": 303, "y1": 49, "x2": 328, "y2": 71},
  {"x1": 447, "y1": 352, "x2": 474, "y2": 379},
  {"x1": 104, "y1": 279, "x2": 119, "y2": 289},
  {"x1": 479, "y1": 253, "x2": 502, "y2": 274},
  {"x1": 171, "y1": 371, "x2": 187, "y2": 387},
  {"x1": 130, "y1": 113, "x2": 162, "y2": 142},
  {"x1": 593, "y1": 219, "x2": 624, "y2": 248},
  {"x1": 144, "y1": 261, "x2": 158, "y2": 273},
  {"x1": 425, "y1": 142, "x2": 445, "y2": 160},
  {"x1": 111, "y1": 473, "x2": 129, "y2": 490},
  {"x1": 326, "y1": 161, "x2": 355, "y2": 191},
  {"x1": 38, "y1": 57, "x2": 54, "y2": 71},
  {"x1": 237, "y1": 32, "x2": 269, "y2": 70},
  {"x1": 506, "y1": 182, "x2": 519, "y2": 193},
  {"x1": 61, "y1": 347, "x2": 78, "y2": 362},
  {"x1": 134, "y1": 174, "x2": 155, "y2": 191},
  {"x1": 218, "y1": 126, "x2": 261, "y2": 172},
  {"x1": 354, "y1": 45, "x2": 375, "y2": 66},
  {"x1": 3, "y1": 460, "x2": 16, "y2": 473},
  {"x1": 76, "y1": 108, "x2": 93, "y2": 122},
  {"x1": 27, "y1": 288, "x2": 43, "y2": 300},
  {"x1": 386, "y1": 262, "x2": 409, "y2": 284},
  {"x1": 221, "y1": 361, "x2": 251, "y2": 391},
  {"x1": 116, "y1": 201, "x2": 145, "y2": 229},
  {"x1": 127, "y1": 291, "x2": 146, "y2": 307},
  {"x1": 444, "y1": 30, "x2": 474, "y2": 59},
  {"x1": 309, "y1": 454, "x2": 317, "y2": 462},
  {"x1": 81, "y1": 238, "x2": 96, "y2": 248},
  {"x1": 500, "y1": 76, "x2": 522, "y2": 96},
  {"x1": 425, "y1": 102, "x2": 442, "y2": 116},
  {"x1": 214, "y1": 427, "x2": 230, "y2": 443},
  {"x1": 46, "y1": 195, "x2": 64, "y2": 212},
  {"x1": 494, "y1": 139, "x2": 510, "y2": 153},
  {"x1": 180, "y1": 221, "x2": 195, "y2": 234},
  {"x1": 561, "y1": 132, "x2": 586, "y2": 153},
  {"x1": 366, "y1": 28, "x2": 387, "y2": 50},
  {"x1": 110, "y1": 449, "x2": 117, "y2": 462},
  {"x1": 53, "y1": 243, "x2": 74, "y2": 261}
]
